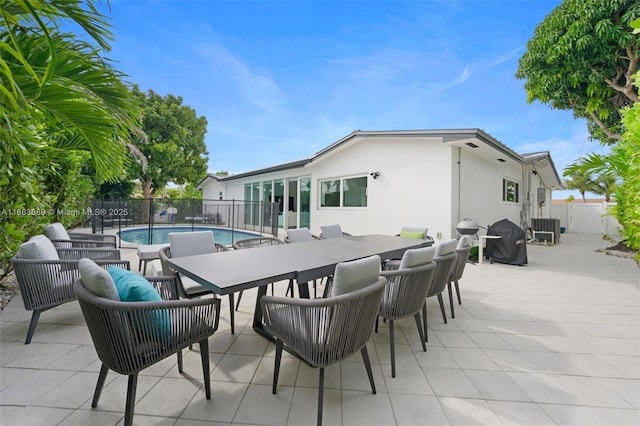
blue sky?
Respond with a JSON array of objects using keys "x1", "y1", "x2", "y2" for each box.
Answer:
[{"x1": 102, "y1": 0, "x2": 611, "y2": 199}]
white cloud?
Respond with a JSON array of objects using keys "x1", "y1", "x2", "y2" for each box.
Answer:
[{"x1": 200, "y1": 41, "x2": 287, "y2": 113}]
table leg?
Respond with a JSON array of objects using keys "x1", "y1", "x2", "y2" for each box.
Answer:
[
  {"x1": 478, "y1": 242, "x2": 484, "y2": 265},
  {"x1": 297, "y1": 281, "x2": 311, "y2": 299}
]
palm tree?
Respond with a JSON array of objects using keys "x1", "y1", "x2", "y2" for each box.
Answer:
[
  {"x1": 563, "y1": 170, "x2": 594, "y2": 202},
  {"x1": 591, "y1": 174, "x2": 618, "y2": 202},
  {"x1": 1, "y1": 0, "x2": 140, "y2": 181}
]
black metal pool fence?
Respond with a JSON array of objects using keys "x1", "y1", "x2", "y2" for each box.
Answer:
[{"x1": 90, "y1": 198, "x2": 279, "y2": 246}]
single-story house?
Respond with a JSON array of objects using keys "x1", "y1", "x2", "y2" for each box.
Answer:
[{"x1": 197, "y1": 129, "x2": 564, "y2": 243}]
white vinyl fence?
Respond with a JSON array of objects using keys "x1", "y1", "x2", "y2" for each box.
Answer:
[{"x1": 550, "y1": 202, "x2": 621, "y2": 239}]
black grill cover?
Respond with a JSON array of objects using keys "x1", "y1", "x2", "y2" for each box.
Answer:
[{"x1": 485, "y1": 218, "x2": 528, "y2": 265}]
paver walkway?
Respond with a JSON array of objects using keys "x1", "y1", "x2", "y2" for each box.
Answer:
[{"x1": 1, "y1": 233, "x2": 638, "y2": 425}]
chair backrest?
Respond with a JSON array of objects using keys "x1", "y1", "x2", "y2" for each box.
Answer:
[
  {"x1": 320, "y1": 224, "x2": 344, "y2": 239},
  {"x1": 43, "y1": 223, "x2": 70, "y2": 240},
  {"x1": 331, "y1": 255, "x2": 381, "y2": 296},
  {"x1": 169, "y1": 231, "x2": 214, "y2": 257},
  {"x1": 399, "y1": 226, "x2": 429, "y2": 239},
  {"x1": 450, "y1": 235, "x2": 473, "y2": 282},
  {"x1": 285, "y1": 228, "x2": 315, "y2": 243},
  {"x1": 261, "y1": 276, "x2": 386, "y2": 368},
  {"x1": 428, "y1": 239, "x2": 457, "y2": 296},
  {"x1": 380, "y1": 260, "x2": 436, "y2": 320},
  {"x1": 232, "y1": 236, "x2": 284, "y2": 250},
  {"x1": 158, "y1": 246, "x2": 174, "y2": 277}
]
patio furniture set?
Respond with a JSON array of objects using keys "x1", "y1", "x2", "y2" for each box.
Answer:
[{"x1": 10, "y1": 223, "x2": 473, "y2": 426}]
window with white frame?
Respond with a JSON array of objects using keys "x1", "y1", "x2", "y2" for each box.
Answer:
[
  {"x1": 320, "y1": 176, "x2": 367, "y2": 208},
  {"x1": 502, "y1": 178, "x2": 519, "y2": 203}
]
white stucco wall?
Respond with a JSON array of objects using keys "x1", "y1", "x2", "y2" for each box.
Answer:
[
  {"x1": 310, "y1": 136, "x2": 454, "y2": 239},
  {"x1": 457, "y1": 148, "x2": 522, "y2": 234}
]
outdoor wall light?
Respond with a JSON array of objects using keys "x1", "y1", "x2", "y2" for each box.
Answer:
[{"x1": 370, "y1": 171, "x2": 380, "y2": 179}]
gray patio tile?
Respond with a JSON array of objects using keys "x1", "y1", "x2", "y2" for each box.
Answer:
[
  {"x1": 135, "y1": 376, "x2": 202, "y2": 418},
  {"x1": 465, "y1": 331, "x2": 512, "y2": 349},
  {"x1": 84, "y1": 374, "x2": 160, "y2": 413},
  {"x1": 373, "y1": 341, "x2": 421, "y2": 370},
  {"x1": 341, "y1": 389, "x2": 395, "y2": 426},
  {"x1": 446, "y1": 347, "x2": 500, "y2": 370},
  {"x1": 29, "y1": 323, "x2": 92, "y2": 345},
  {"x1": 596, "y1": 354, "x2": 640, "y2": 379},
  {"x1": 57, "y1": 409, "x2": 124, "y2": 426},
  {"x1": 295, "y1": 362, "x2": 340, "y2": 390},
  {"x1": 33, "y1": 371, "x2": 97, "y2": 409},
  {"x1": 507, "y1": 372, "x2": 634, "y2": 408},
  {"x1": 233, "y1": 383, "x2": 293, "y2": 425},
  {"x1": 0, "y1": 368, "x2": 75, "y2": 405},
  {"x1": 464, "y1": 369, "x2": 531, "y2": 402},
  {"x1": 0, "y1": 366, "x2": 32, "y2": 390},
  {"x1": 287, "y1": 386, "x2": 341, "y2": 426},
  {"x1": 540, "y1": 404, "x2": 640, "y2": 426},
  {"x1": 252, "y1": 355, "x2": 300, "y2": 387},
  {"x1": 595, "y1": 377, "x2": 640, "y2": 409},
  {"x1": 381, "y1": 365, "x2": 433, "y2": 395},
  {"x1": 560, "y1": 353, "x2": 630, "y2": 378},
  {"x1": 0, "y1": 406, "x2": 73, "y2": 426},
  {"x1": 227, "y1": 333, "x2": 270, "y2": 356},
  {"x1": 180, "y1": 381, "x2": 248, "y2": 423},
  {"x1": 423, "y1": 367, "x2": 481, "y2": 398},
  {"x1": 413, "y1": 346, "x2": 459, "y2": 369},
  {"x1": 341, "y1": 357, "x2": 386, "y2": 393},
  {"x1": 1, "y1": 341, "x2": 78, "y2": 368},
  {"x1": 210, "y1": 353, "x2": 261, "y2": 384},
  {"x1": 42, "y1": 344, "x2": 101, "y2": 372},
  {"x1": 438, "y1": 397, "x2": 502, "y2": 425},
  {"x1": 175, "y1": 419, "x2": 229, "y2": 426},
  {"x1": 487, "y1": 400, "x2": 554, "y2": 425},
  {"x1": 164, "y1": 350, "x2": 224, "y2": 379},
  {"x1": 430, "y1": 330, "x2": 477, "y2": 348},
  {"x1": 388, "y1": 393, "x2": 449, "y2": 425}
]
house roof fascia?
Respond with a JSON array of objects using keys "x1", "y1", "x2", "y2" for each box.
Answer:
[
  {"x1": 220, "y1": 158, "x2": 312, "y2": 182},
  {"x1": 521, "y1": 151, "x2": 566, "y2": 189}
]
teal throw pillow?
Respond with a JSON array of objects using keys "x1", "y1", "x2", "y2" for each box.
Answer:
[{"x1": 108, "y1": 266, "x2": 171, "y2": 338}]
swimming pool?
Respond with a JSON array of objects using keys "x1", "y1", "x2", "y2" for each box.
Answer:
[{"x1": 118, "y1": 226, "x2": 259, "y2": 246}]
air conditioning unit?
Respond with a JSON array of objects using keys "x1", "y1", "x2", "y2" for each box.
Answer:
[{"x1": 531, "y1": 218, "x2": 560, "y2": 243}]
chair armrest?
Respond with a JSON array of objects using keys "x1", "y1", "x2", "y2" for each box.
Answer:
[
  {"x1": 146, "y1": 276, "x2": 180, "y2": 301},
  {"x1": 68, "y1": 232, "x2": 117, "y2": 245},
  {"x1": 49, "y1": 238, "x2": 116, "y2": 249},
  {"x1": 57, "y1": 247, "x2": 121, "y2": 261},
  {"x1": 214, "y1": 242, "x2": 230, "y2": 252}
]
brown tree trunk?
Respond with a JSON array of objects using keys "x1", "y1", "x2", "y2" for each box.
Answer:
[{"x1": 141, "y1": 177, "x2": 153, "y2": 223}]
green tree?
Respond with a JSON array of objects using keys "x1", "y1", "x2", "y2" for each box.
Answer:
[
  {"x1": 516, "y1": 0, "x2": 639, "y2": 143},
  {"x1": 128, "y1": 87, "x2": 208, "y2": 219},
  {"x1": 591, "y1": 174, "x2": 618, "y2": 202},
  {"x1": 563, "y1": 170, "x2": 594, "y2": 202},
  {"x1": 0, "y1": 0, "x2": 140, "y2": 276}
]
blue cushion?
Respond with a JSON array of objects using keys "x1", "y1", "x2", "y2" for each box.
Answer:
[{"x1": 107, "y1": 267, "x2": 171, "y2": 338}]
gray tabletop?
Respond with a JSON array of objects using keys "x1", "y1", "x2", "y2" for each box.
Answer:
[{"x1": 166, "y1": 234, "x2": 429, "y2": 295}]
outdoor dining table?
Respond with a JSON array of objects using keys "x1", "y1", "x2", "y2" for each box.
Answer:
[{"x1": 166, "y1": 234, "x2": 430, "y2": 340}]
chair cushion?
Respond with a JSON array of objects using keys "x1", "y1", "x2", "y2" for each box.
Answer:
[
  {"x1": 286, "y1": 228, "x2": 314, "y2": 242},
  {"x1": 331, "y1": 255, "x2": 381, "y2": 296},
  {"x1": 17, "y1": 235, "x2": 60, "y2": 260},
  {"x1": 169, "y1": 231, "x2": 215, "y2": 257},
  {"x1": 321, "y1": 224, "x2": 343, "y2": 239},
  {"x1": 43, "y1": 223, "x2": 70, "y2": 240},
  {"x1": 78, "y1": 258, "x2": 120, "y2": 300},
  {"x1": 436, "y1": 239, "x2": 458, "y2": 256},
  {"x1": 399, "y1": 246, "x2": 435, "y2": 269},
  {"x1": 399, "y1": 230, "x2": 426, "y2": 239},
  {"x1": 107, "y1": 266, "x2": 171, "y2": 338}
]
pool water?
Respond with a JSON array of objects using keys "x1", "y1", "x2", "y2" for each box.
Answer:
[{"x1": 118, "y1": 226, "x2": 258, "y2": 246}]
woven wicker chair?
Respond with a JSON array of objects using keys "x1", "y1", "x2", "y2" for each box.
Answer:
[
  {"x1": 422, "y1": 239, "x2": 457, "y2": 341},
  {"x1": 261, "y1": 255, "x2": 386, "y2": 426},
  {"x1": 159, "y1": 231, "x2": 238, "y2": 333},
  {"x1": 232, "y1": 237, "x2": 294, "y2": 310},
  {"x1": 44, "y1": 222, "x2": 117, "y2": 248},
  {"x1": 377, "y1": 247, "x2": 436, "y2": 378},
  {"x1": 11, "y1": 235, "x2": 124, "y2": 344},
  {"x1": 283, "y1": 227, "x2": 321, "y2": 243},
  {"x1": 447, "y1": 236, "x2": 473, "y2": 318},
  {"x1": 74, "y1": 276, "x2": 220, "y2": 426}
]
